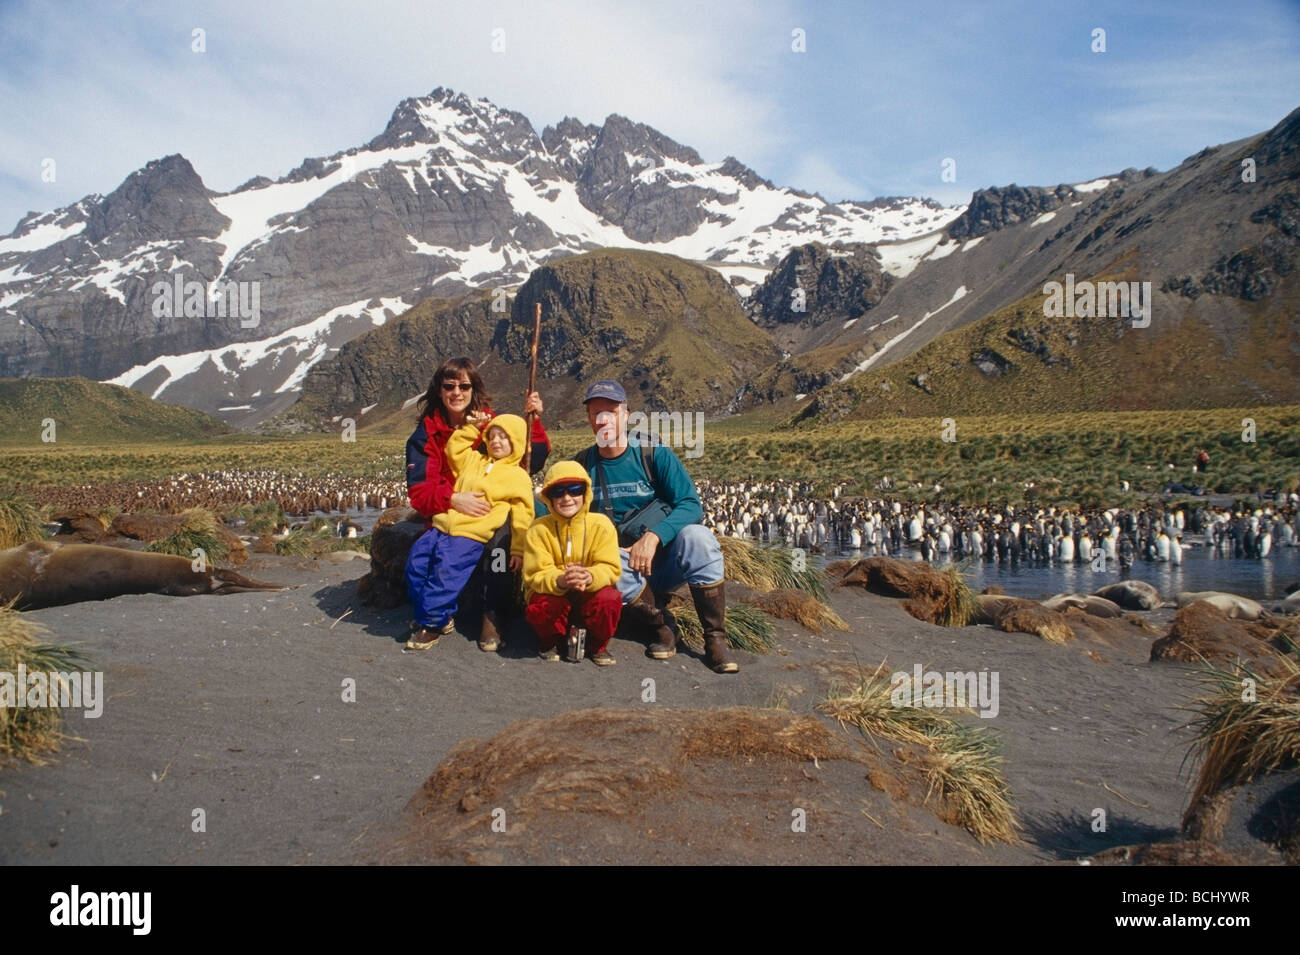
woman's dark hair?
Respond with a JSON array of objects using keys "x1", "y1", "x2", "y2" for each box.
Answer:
[{"x1": 416, "y1": 357, "x2": 490, "y2": 424}]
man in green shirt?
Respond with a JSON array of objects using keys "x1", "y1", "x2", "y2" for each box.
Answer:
[{"x1": 576, "y1": 380, "x2": 738, "y2": 674}]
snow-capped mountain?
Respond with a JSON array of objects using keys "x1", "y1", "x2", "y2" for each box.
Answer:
[{"x1": 0, "y1": 87, "x2": 961, "y2": 425}]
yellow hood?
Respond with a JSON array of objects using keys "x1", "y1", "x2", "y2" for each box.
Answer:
[
  {"x1": 485, "y1": 413, "x2": 528, "y2": 468},
  {"x1": 539, "y1": 460, "x2": 593, "y2": 516}
]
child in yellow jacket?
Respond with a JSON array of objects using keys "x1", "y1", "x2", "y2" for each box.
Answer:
[
  {"x1": 523, "y1": 460, "x2": 623, "y2": 665},
  {"x1": 405, "y1": 413, "x2": 534, "y2": 649}
]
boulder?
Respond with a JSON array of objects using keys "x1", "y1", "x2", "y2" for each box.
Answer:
[{"x1": 357, "y1": 518, "x2": 426, "y2": 609}]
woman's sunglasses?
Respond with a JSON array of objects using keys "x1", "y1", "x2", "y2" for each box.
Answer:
[
  {"x1": 546, "y1": 483, "x2": 587, "y2": 500},
  {"x1": 441, "y1": 381, "x2": 473, "y2": 392}
]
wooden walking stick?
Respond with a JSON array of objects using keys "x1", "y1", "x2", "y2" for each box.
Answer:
[{"x1": 522, "y1": 301, "x2": 541, "y2": 472}]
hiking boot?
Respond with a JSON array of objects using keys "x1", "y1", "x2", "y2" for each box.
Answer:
[
  {"x1": 477, "y1": 610, "x2": 503, "y2": 652},
  {"x1": 405, "y1": 626, "x2": 441, "y2": 650},
  {"x1": 591, "y1": 649, "x2": 616, "y2": 667},
  {"x1": 628, "y1": 586, "x2": 677, "y2": 659},
  {"x1": 690, "y1": 582, "x2": 738, "y2": 674},
  {"x1": 538, "y1": 646, "x2": 561, "y2": 662}
]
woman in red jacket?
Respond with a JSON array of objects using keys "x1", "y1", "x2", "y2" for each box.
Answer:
[{"x1": 404, "y1": 357, "x2": 549, "y2": 651}]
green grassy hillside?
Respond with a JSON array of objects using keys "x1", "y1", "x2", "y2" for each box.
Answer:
[{"x1": 0, "y1": 378, "x2": 233, "y2": 448}]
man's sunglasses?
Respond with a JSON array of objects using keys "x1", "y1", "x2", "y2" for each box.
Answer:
[
  {"x1": 546, "y1": 483, "x2": 587, "y2": 500},
  {"x1": 441, "y1": 381, "x2": 473, "y2": 392}
]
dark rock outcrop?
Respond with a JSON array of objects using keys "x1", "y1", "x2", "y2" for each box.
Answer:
[
  {"x1": 948, "y1": 184, "x2": 1079, "y2": 240},
  {"x1": 747, "y1": 242, "x2": 893, "y2": 328}
]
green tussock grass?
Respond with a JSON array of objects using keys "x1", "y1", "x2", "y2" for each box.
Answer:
[
  {"x1": 936, "y1": 563, "x2": 979, "y2": 628},
  {"x1": 719, "y1": 536, "x2": 827, "y2": 599},
  {"x1": 327, "y1": 534, "x2": 372, "y2": 553},
  {"x1": 0, "y1": 492, "x2": 45, "y2": 549},
  {"x1": 0, "y1": 601, "x2": 94, "y2": 765},
  {"x1": 273, "y1": 525, "x2": 332, "y2": 556},
  {"x1": 1181, "y1": 652, "x2": 1300, "y2": 832},
  {"x1": 667, "y1": 597, "x2": 777, "y2": 655},
  {"x1": 144, "y1": 508, "x2": 229, "y2": 564},
  {"x1": 820, "y1": 662, "x2": 1018, "y2": 845}
]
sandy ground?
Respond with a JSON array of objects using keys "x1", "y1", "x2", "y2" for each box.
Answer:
[{"x1": 0, "y1": 552, "x2": 1289, "y2": 865}]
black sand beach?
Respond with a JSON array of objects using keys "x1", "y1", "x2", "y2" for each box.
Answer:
[{"x1": 3, "y1": 551, "x2": 1286, "y2": 866}]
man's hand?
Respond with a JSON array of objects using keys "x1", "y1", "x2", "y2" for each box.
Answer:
[
  {"x1": 626, "y1": 531, "x2": 660, "y2": 575},
  {"x1": 450, "y1": 491, "x2": 491, "y2": 517},
  {"x1": 560, "y1": 563, "x2": 592, "y2": 592}
]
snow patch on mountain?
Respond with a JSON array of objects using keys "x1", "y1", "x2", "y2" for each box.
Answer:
[
  {"x1": 108, "y1": 297, "x2": 408, "y2": 401},
  {"x1": 0, "y1": 218, "x2": 86, "y2": 256},
  {"x1": 874, "y1": 231, "x2": 945, "y2": 279},
  {"x1": 839, "y1": 286, "x2": 968, "y2": 382},
  {"x1": 1073, "y1": 178, "x2": 1112, "y2": 194}
]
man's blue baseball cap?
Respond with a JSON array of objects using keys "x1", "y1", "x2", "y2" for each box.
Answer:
[{"x1": 583, "y1": 379, "x2": 627, "y2": 404}]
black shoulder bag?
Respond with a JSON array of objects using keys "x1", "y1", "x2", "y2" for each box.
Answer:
[{"x1": 582, "y1": 439, "x2": 674, "y2": 548}]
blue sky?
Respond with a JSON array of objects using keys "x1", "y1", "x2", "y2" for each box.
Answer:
[{"x1": 1, "y1": 0, "x2": 1297, "y2": 231}]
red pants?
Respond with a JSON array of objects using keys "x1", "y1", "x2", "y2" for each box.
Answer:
[{"x1": 526, "y1": 587, "x2": 622, "y2": 654}]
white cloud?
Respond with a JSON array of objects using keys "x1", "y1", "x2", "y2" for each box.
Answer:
[{"x1": 0, "y1": 0, "x2": 789, "y2": 230}]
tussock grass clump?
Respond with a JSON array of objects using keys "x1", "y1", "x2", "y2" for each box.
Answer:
[
  {"x1": 0, "y1": 492, "x2": 45, "y2": 548},
  {"x1": 0, "y1": 601, "x2": 93, "y2": 765},
  {"x1": 274, "y1": 527, "x2": 326, "y2": 556},
  {"x1": 719, "y1": 536, "x2": 827, "y2": 599},
  {"x1": 820, "y1": 663, "x2": 1018, "y2": 844},
  {"x1": 1181, "y1": 653, "x2": 1300, "y2": 835},
  {"x1": 746, "y1": 588, "x2": 848, "y2": 633},
  {"x1": 247, "y1": 502, "x2": 285, "y2": 536},
  {"x1": 145, "y1": 508, "x2": 228, "y2": 564},
  {"x1": 328, "y1": 534, "x2": 371, "y2": 553},
  {"x1": 667, "y1": 596, "x2": 777, "y2": 655},
  {"x1": 935, "y1": 564, "x2": 979, "y2": 628},
  {"x1": 836, "y1": 557, "x2": 978, "y2": 628}
]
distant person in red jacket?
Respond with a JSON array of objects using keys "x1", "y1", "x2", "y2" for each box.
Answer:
[
  {"x1": 404, "y1": 357, "x2": 549, "y2": 650},
  {"x1": 1195, "y1": 449, "x2": 1209, "y2": 474}
]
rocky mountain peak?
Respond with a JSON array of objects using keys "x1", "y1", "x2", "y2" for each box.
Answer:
[
  {"x1": 85, "y1": 154, "x2": 225, "y2": 244},
  {"x1": 947, "y1": 183, "x2": 1079, "y2": 241},
  {"x1": 366, "y1": 86, "x2": 541, "y2": 160}
]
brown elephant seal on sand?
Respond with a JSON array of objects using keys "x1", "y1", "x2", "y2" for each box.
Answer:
[
  {"x1": 0, "y1": 541, "x2": 284, "y2": 610},
  {"x1": 1041, "y1": 593, "x2": 1124, "y2": 618},
  {"x1": 1093, "y1": 580, "x2": 1161, "y2": 611},
  {"x1": 1174, "y1": 591, "x2": 1266, "y2": 620}
]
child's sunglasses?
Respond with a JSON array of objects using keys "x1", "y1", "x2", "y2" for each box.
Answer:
[{"x1": 546, "y1": 482, "x2": 587, "y2": 500}]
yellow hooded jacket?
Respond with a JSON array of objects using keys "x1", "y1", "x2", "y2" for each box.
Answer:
[
  {"x1": 523, "y1": 460, "x2": 621, "y2": 598},
  {"x1": 432, "y1": 413, "x2": 535, "y2": 559}
]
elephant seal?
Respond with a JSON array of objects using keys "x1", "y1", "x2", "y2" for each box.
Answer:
[
  {"x1": 1042, "y1": 593, "x2": 1124, "y2": 618},
  {"x1": 1093, "y1": 580, "x2": 1161, "y2": 611},
  {"x1": 1273, "y1": 590, "x2": 1300, "y2": 615},
  {"x1": 0, "y1": 541, "x2": 284, "y2": 611},
  {"x1": 1174, "y1": 591, "x2": 1266, "y2": 620}
]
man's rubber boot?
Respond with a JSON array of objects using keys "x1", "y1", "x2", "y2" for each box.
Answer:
[
  {"x1": 691, "y1": 582, "x2": 738, "y2": 673},
  {"x1": 629, "y1": 586, "x2": 677, "y2": 659}
]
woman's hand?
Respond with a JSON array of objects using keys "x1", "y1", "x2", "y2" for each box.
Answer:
[
  {"x1": 524, "y1": 391, "x2": 543, "y2": 416},
  {"x1": 450, "y1": 491, "x2": 491, "y2": 517}
]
